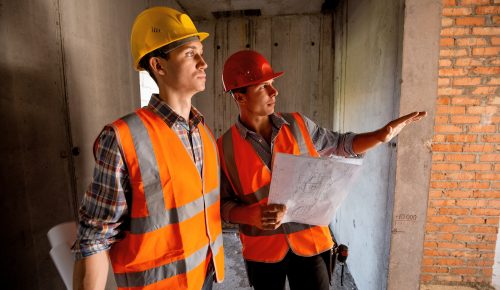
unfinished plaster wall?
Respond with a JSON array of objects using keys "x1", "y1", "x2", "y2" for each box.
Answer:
[
  {"x1": 0, "y1": 0, "x2": 179, "y2": 288},
  {"x1": 331, "y1": 0, "x2": 404, "y2": 289}
]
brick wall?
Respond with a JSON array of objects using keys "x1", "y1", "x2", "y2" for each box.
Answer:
[{"x1": 421, "y1": 0, "x2": 499, "y2": 286}]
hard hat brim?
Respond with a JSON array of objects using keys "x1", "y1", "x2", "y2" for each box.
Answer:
[
  {"x1": 134, "y1": 32, "x2": 209, "y2": 71},
  {"x1": 224, "y1": 71, "x2": 284, "y2": 92}
]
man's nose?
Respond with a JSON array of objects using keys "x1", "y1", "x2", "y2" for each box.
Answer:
[{"x1": 197, "y1": 55, "x2": 208, "y2": 70}]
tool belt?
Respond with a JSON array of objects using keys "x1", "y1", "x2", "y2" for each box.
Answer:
[{"x1": 323, "y1": 231, "x2": 349, "y2": 286}]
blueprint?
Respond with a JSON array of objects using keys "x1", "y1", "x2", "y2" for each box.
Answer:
[{"x1": 268, "y1": 153, "x2": 363, "y2": 226}]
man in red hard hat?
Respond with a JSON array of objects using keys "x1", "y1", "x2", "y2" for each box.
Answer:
[
  {"x1": 217, "y1": 50, "x2": 426, "y2": 289},
  {"x1": 72, "y1": 7, "x2": 224, "y2": 290}
]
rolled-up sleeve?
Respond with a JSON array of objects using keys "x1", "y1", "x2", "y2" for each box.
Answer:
[
  {"x1": 72, "y1": 127, "x2": 129, "y2": 260},
  {"x1": 301, "y1": 114, "x2": 363, "y2": 158}
]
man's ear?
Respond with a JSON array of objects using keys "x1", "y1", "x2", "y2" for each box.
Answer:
[
  {"x1": 233, "y1": 92, "x2": 246, "y2": 104},
  {"x1": 149, "y1": 57, "x2": 166, "y2": 76}
]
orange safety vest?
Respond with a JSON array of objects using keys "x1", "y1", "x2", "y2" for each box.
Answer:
[
  {"x1": 218, "y1": 112, "x2": 333, "y2": 263},
  {"x1": 108, "y1": 108, "x2": 224, "y2": 289}
]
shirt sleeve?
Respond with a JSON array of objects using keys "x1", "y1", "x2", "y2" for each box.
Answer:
[
  {"x1": 301, "y1": 114, "x2": 363, "y2": 158},
  {"x1": 72, "y1": 127, "x2": 130, "y2": 260},
  {"x1": 220, "y1": 171, "x2": 240, "y2": 223}
]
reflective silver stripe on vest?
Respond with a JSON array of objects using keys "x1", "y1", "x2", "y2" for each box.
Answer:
[
  {"x1": 280, "y1": 113, "x2": 309, "y2": 156},
  {"x1": 221, "y1": 128, "x2": 244, "y2": 195},
  {"x1": 240, "y1": 222, "x2": 312, "y2": 237},
  {"x1": 114, "y1": 233, "x2": 224, "y2": 287},
  {"x1": 130, "y1": 188, "x2": 220, "y2": 234},
  {"x1": 123, "y1": 114, "x2": 165, "y2": 215}
]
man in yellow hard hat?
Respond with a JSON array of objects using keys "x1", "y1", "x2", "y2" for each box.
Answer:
[
  {"x1": 72, "y1": 7, "x2": 224, "y2": 290},
  {"x1": 217, "y1": 50, "x2": 426, "y2": 289}
]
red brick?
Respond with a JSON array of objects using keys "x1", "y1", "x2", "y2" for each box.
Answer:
[
  {"x1": 472, "y1": 67, "x2": 500, "y2": 75},
  {"x1": 420, "y1": 275, "x2": 433, "y2": 283},
  {"x1": 470, "y1": 226, "x2": 498, "y2": 233},
  {"x1": 456, "y1": 17, "x2": 486, "y2": 26},
  {"x1": 438, "y1": 78, "x2": 451, "y2": 86},
  {"x1": 473, "y1": 27, "x2": 500, "y2": 35},
  {"x1": 456, "y1": 199, "x2": 488, "y2": 207},
  {"x1": 456, "y1": 217, "x2": 486, "y2": 224},
  {"x1": 476, "y1": 5, "x2": 500, "y2": 14},
  {"x1": 463, "y1": 144, "x2": 495, "y2": 152},
  {"x1": 482, "y1": 135, "x2": 500, "y2": 142},
  {"x1": 439, "y1": 68, "x2": 469, "y2": 76},
  {"x1": 487, "y1": 200, "x2": 500, "y2": 207},
  {"x1": 487, "y1": 77, "x2": 500, "y2": 85},
  {"x1": 493, "y1": 16, "x2": 500, "y2": 25},
  {"x1": 472, "y1": 86, "x2": 498, "y2": 94},
  {"x1": 427, "y1": 216, "x2": 455, "y2": 223},
  {"x1": 472, "y1": 47, "x2": 500, "y2": 56},
  {"x1": 460, "y1": 0, "x2": 490, "y2": 4},
  {"x1": 450, "y1": 250, "x2": 481, "y2": 258},
  {"x1": 486, "y1": 216, "x2": 500, "y2": 224},
  {"x1": 432, "y1": 153, "x2": 445, "y2": 161},
  {"x1": 437, "y1": 96, "x2": 450, "y2": 105},
  {"x1": 459, "y1": 181, "x2": 491, "y2": 188},
  {"x1": 429, "y1": 190, "x2": 443, "y2": 198},
  {"x1": 440, "y1": 48, "x2": 469, "y2": 57},
  {"x1": 422, "y1": 266, "x2": 449, "y2": 273},
  {"x1": 429, "y1": 199, "x2": 456, "y2": 207},
  {"x1": 453, "y1": 77, "x2": 482, "y2": 85},
  {"x1": 431, "y1": 172, "x2": 446, "y2": 180},
  {"x1": 479, "y1": 153, "x2": 500, "y2": 162},
  {"x1": 436, "y1": 105, "x2": 466, "y2": 114},
  {"x1": 477, "y1": 173, "x2": 500, "y2": 180},
  {"x1": 425, "y1": 232, "x2": 454, "y2": 241},
  {"x1": 441, "y1": 224, "x2": 467, "y2": 232},
  {"x1": 438, "y1": 87, "x2": 465, "y2": 95},
  {"x1": 432, "y1": 144, "x2": 464, "y2": 152},
  {"x1": 441, "y1": 27, "x2": 470, "y2": 36},
  {"x1": 445, "y1": 154, "x2": 476, "y2": 162},
  {"x1": 467, "y1": 259, "x2": 494, "y2": 267},
  {"x1": 433, "y1": 135, "x2": 446, "y2": 142},
  {"x1": 436, "y1": 243, "x2": 466, "y2": 250},
  {"x1": 467, "y1": 105, "x2": 498, "y2": 114},
  {"x1": 475, "y1": 190, "x2": 500, "y2": 198},
  {"x1": 450, "y1": 115, "x2": 481, "y2": 123},
  {"x1": 438, "y1": 208, "x2": 469, "y2": 215},
  {"x1": 443, "y1": 0, "x2": 457, "y2": 5},
  {"x1": 450, "y1": 268, "x2": 478, "y2": 275},
  {"x1": 423, "y1": 248, "x2": 450, "y2": 256},
  {"x1": 424, "y1": 241, "x2": 438, "y2": 248},
  {"x1": 463, "y1": 163, "x2": 492, "y2": 171},
  {"x1": 451, "y1": 97, "x2": 481, "y2": 105},
  {"x1": 455, "y1": 58, "x2": 484, "y2": 66},
  {"x1": 443, "y1": 7, "x2": 473, "y2": 16},
  {"x1": 440, "y1": 38, "x2": 455, "y2": 46},
  {"x1": 436, "y1": 275, "x2": 462, "y2": 282},
  {"x1": 487, "y1": 96, "x2": 500, "y2": 105},
  {"x1": 467, "y1": 242, "x2": 496, "y2": 250},
  {"x1": 435, "y1": 115, "x2": 449, "y2": 124},
  {"x1": 443, "y1": 190, "x2": 474, "y2": 198},
  {"x1": 456, "y1": 37, "x2": 488, "y2": 46},
  {"x1": 472, "y1": 208, "x2": 500, "y2": 216},
  {"x1": 446, "y1": 171, "x2": 476, "y2": 180},
  {"x1": 469, "y1": 124, "x2": 496, "y2": 133},
  {"x1": 435, "y1": 125, "x2": 464, "y2": 133},
  {"x1": 442, "y1": 17, "x2": 455, "y2": 27},
  {"x1": 432, "y1": 163, "x2": 461, "y2": 170},
  {"x1": 446, "y1": 135, "x2": 477, "y2": 142},
  {"x1": 425, "y1": 223, "x2": 441, "y2": 232},
  {"x1": 439, "y1": 59, "x2": 452, "y2": 67}
]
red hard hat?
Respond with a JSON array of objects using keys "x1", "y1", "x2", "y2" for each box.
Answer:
[{"x1": 222, "y1": 50, "x2": 284, "y2": 92}]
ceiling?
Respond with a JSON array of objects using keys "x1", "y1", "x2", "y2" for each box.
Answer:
[{"x1": 176, "y1": 0, "x2": 328, "y2": 20}]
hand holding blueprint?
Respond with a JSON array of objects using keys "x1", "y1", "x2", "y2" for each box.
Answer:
[{"x1": 268, "y1": 153, "x2": 363, "y2": 226}]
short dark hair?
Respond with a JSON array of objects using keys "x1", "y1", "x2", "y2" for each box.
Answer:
[
  {"x1": 231, "y1": 86, "x2": 247, "y2": 95},
  {"x1": 138, "y1": 48, "x2": 171, "y2": 84}
]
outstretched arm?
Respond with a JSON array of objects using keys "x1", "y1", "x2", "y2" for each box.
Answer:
[{"x1": 352, "y1": 111, "x2": 427, "y2": 154}]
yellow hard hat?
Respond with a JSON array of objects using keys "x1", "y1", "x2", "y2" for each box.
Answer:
[{"x1": 130, "y1": 7, "x2": 209, "y2": 70}]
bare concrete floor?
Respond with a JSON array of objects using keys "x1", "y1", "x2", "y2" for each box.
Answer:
[{"x1": 214, "y1": 231, "x2": 358, "y2": 290}]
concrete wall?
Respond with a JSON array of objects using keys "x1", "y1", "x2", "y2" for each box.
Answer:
[
  {"x1": 193, "y1": 14, "x2": 335, "y2": 136},
  {"x1": 331, "y1": 0, "x2": 404, "y2": 289},
  {"x1": 0, "y1": 0, "x2": 178, "y2": 288}
]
